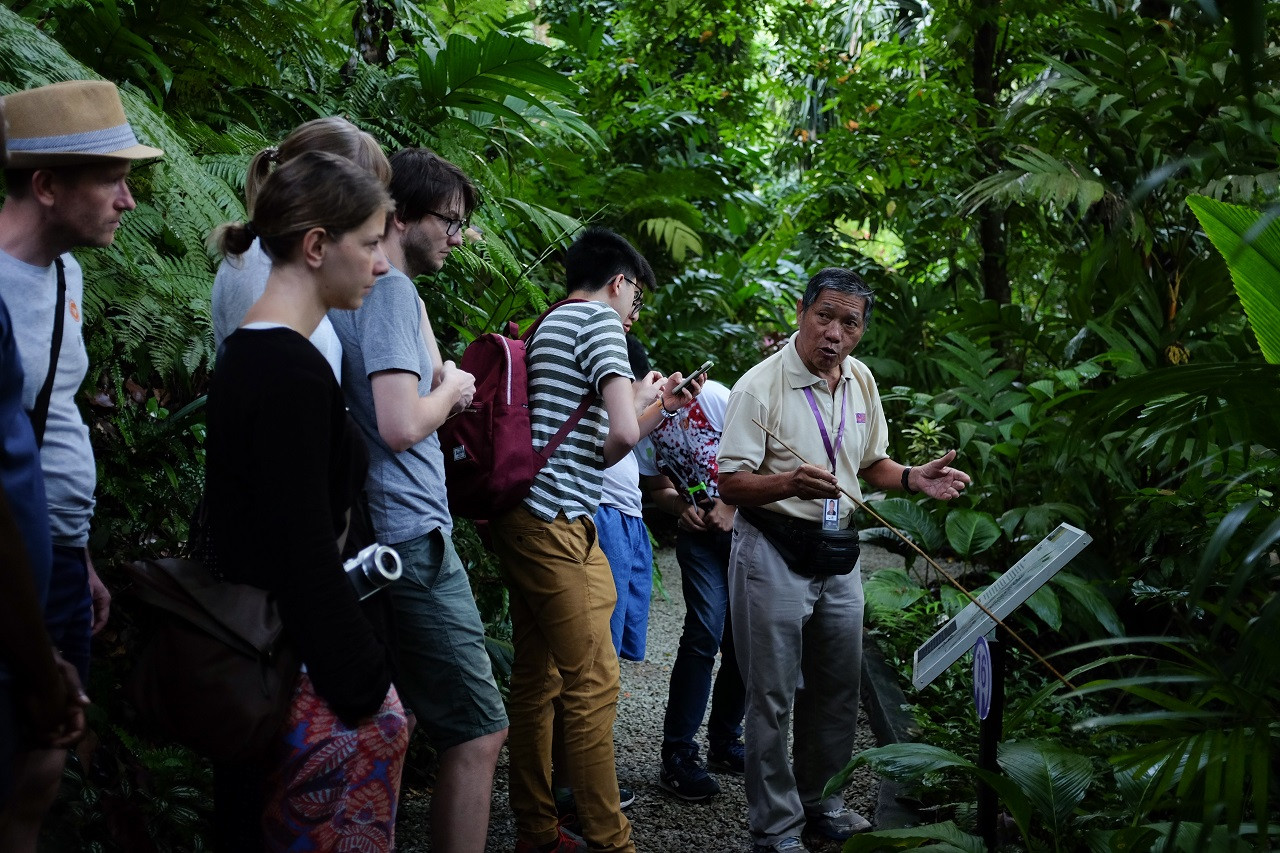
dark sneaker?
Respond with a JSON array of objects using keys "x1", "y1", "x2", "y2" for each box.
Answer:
[
  {"x1": 554, "y1": 788, "x2": 580, "y2": 837},
  {"x1": 753, "y1": 837, "x2": 809, "y2": 852},
  {"x1": 515, "y1": 826, "x2": 587, "y2": 853},
  {"x1": 707, "y1": 740, "x2": 746, "y2": 775},
  {"x1": 805, "y1": 806, "x2": 871, "y2": 840},
  {"x1": 659, "y1": 751, "x2": 721, "y2": 802},
  {"x1": 555, "y1": 786, "x2": 635, "y2": 836}
]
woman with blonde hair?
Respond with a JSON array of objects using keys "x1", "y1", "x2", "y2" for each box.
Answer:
[
  {"x1": 211, "y1": 116, "x2": 391, "y2": 379},
  {"x1": 204, "y1": 150, "x2": 405, "y2": 852}
]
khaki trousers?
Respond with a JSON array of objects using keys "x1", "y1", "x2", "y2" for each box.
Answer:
[
  {"x1": 492, "y1": 505, "x2": 634, "y2": 853},
  {"x1": 729, "y1": 513, "x2": 864, "y2": 848}
]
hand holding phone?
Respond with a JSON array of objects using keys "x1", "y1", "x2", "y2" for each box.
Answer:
[{"x1": 671, "y1": 360, "x2": 713, "y2": 396}]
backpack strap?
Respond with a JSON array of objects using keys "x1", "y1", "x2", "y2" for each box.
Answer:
[
  {"x1": 518, "y1": 297, "x2": 589, "y2": 343},
  {"x1": 537, "y1": 394, "x2": 597, "y2": 462},
  {"x1": 30, "y1": 257, "x2": 67, "y2": 448},
  {"x1": 523, "y1": 298, "x2": 598, "y2": 462}
]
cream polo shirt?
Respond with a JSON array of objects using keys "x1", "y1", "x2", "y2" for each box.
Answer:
[{"x1": 717, "y1": 332, "x2": 889, "y2": 527}]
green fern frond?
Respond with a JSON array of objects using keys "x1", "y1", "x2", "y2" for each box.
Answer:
[
  {"x1": 1, "y1": 6, "x2": 240, "y2": 388},
  {"x1": 959, "y1": 146, "x2": 1107, "y2": 215}
]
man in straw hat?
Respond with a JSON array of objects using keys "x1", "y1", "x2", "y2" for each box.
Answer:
[{"x1": 0, "y1": 79, "x2": 161, "y2": 850}]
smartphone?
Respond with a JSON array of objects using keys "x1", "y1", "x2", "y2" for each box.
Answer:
[{"x1": 671, "y1": 360, "x2": 714, "y2": 396}]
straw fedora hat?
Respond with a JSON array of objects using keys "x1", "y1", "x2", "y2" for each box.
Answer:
[{"x1": 1, "y1": 80, "x2": 163, "y2": 168}]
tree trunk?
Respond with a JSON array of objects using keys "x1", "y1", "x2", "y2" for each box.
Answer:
[{"x1": 973, "y1": 0, "x2": 1011, "y2": 306}]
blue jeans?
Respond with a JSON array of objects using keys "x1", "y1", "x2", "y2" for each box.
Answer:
[
  {"x1": 594, "y1": 505, "x2": 653, "y2": 661},
  {"x1": 662, "y1": 528, "x2": 745, "y2": 758},
  {"x1": 48, "y1": 545, "x2": 91, "y2": 683}
]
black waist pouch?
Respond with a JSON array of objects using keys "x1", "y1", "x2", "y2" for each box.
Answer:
[{"x1": 739, "y1": 507, "x2": 860, "y2": 578}]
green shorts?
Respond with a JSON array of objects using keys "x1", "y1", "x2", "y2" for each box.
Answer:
[{"x1": 387, "y1": 529, "x2": 508, "y2": 750}]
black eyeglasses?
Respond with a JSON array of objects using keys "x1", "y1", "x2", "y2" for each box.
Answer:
[
  {"x1": 624, "y1": 276, "x2": 644, "y2": 312},
  {"x1": 424, "y1": 210, "x2": 469, "y2": 237}
]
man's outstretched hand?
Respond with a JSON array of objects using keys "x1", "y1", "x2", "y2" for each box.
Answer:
[{"x1": 910, "y1": 449, "x2": 971, "y2": 501}]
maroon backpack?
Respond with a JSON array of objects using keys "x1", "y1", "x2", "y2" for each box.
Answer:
[{"x1": 440, "y1": 300, "x2": 596, "y2": 520}]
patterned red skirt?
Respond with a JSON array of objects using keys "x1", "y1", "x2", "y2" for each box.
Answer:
[{"x1": 262, "y1": 672, "x2": 409, "y2": 852}]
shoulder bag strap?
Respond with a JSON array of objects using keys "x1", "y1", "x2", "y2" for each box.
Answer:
[
  {"x1": 523, "y1": 298, "x2": 599, "y2": 461},
  {"x1": 30, "y1": 257, "x2": 67, "y2": 448}
]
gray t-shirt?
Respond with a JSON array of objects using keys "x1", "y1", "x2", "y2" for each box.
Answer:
[
  {"x1": 327, "y1": 266, "x2": 451, "y2": 545},
  {"x1": 524, "y1": 301, "x2": 632, "y2": 521},
  {"x1": 0, "y1": 248, "x2": 95, "y2": 547},
  {"x1": 212, "y1": 240, "x2": 343, "y2": 380}
]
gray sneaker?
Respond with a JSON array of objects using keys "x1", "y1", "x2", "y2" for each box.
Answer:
[
  {"x1": 805, "y1": 806, "x2": 872, "y2": 840},
  {"x1": 754, "y1": 837, "x2": 809, "y2": 853}
]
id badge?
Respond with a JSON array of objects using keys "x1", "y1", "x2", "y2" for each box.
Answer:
[{"x1": 822, "y1": 497, "x2": 840, "y2": 530}]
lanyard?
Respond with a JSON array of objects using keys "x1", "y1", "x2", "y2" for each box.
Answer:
[{"x1": 802, "y1": 384, "x2": 847, "y2": 471}]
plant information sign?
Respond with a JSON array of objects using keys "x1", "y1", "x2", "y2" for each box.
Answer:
[{"x1": 912, "y1": 523, "x2": 1092, "y2": 691}]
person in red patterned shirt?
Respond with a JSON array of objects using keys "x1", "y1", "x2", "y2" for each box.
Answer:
[{"x1": 637, "y1": 378, "x2": 746, "y2": 802}]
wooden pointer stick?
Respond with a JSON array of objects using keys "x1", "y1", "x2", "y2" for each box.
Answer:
[{"x1": 751, "y1": 418, "x2": 1075, "y2": 690}]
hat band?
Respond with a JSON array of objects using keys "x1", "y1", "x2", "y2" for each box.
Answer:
[{"x1": 7, "y1": 123, "x2": 141, "y2": 155}]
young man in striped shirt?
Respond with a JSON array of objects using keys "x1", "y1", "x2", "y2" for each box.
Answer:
[{"x1": 490, "y1": 227, "x2": 699, "y2": 853}]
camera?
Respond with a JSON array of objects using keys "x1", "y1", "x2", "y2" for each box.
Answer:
[{"x1": 343, "y1": 543, "x2": 403, "y2": 600}]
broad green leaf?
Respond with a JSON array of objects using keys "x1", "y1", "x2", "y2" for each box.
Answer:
[
  {"x1": 484, "y1": 636, "x2": 514, "y2": 682},
  {"x1": 838, "y1": 744, "x2": 1035, "y2": 838},
  {"x1": 1025, "y1": 584, "x2": 1062, "y2": 631},
  {"x1": 998, "y1": 507, "x2": 1025, "y2": 540},
  {"x1": 998, "y1": 739, "x2": 1095, "y2": 834},
  {"x1": 1051, "y1": 572, "x2": 1124, "y2": 637},
  {"x1": 1114, "y1": 761, "x2": 1170, "y2": 814},
  {"x1": 865, "y1": 498, "x2": 945, "y2": 554},
  {"x1": 843, "y1": 742, "x2": 976, "y2": 780},
  {"x1": 864, "y1": 568, "x2": 928, "y2": 615},
  {"x1": 1138, "y1": 821, "x2": 1257, "y2": 852},
  {"x1": 1097, "y1": 826, "x2": 1164, "y2": 851},
  {"x1": 843, "y1": 822, "x2": 986, "y2": 853},
  {"x1": 944, "y1": 509, "x2": 1001, "y2": 559},
  {"x1": 1186, "y1": 195, "x2": 1280, "y2": 364}
]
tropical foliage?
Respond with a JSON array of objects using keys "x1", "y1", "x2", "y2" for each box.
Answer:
[{"x1": 1, "y1": 0, "x2": 1278, "y2": 848}]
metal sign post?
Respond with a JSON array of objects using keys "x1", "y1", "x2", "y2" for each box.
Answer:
[
  {"x1": 975, "y1": 629, "x2": 1005, "y2": 850},
  {"x1": 911, "y1": 523, "x2": 1093, "y2": 852}
]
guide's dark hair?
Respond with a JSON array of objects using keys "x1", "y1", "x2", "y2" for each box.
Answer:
[
  {"x1": 389, "y1": 147, "x2": 479, "y2": 223},
  {"x1": 800, "y1": 267, "x2": 875, "y2": 322},
  {"x1": 565, "y1": 227, "x2": 655, "y2": 293}
]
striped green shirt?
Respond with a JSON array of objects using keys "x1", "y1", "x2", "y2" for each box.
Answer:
[{"x1": 523, "y1": 301, "x2": 632, "y2": 521}]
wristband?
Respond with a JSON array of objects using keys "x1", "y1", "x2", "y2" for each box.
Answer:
[
  {"x1": 901, "y1": 466, "x2": 918, "y2": 494},
  {"x1": 660, "y1": 403, "x2": 679, "y2": 419}
]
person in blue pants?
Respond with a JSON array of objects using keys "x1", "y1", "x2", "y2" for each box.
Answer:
[{"x1": 638, "y1": 378, "x2": 746, "y2": 802}]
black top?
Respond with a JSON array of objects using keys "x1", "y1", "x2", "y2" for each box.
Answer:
[{"x1": 204, "y1": 327, "x2": 390, "y2": 723}]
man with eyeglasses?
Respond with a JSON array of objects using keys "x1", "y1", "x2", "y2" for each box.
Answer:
[
  {"x1": 489, "y1": 227, "x2": 702, "y2": 853},
  {"x1": 328, "y1": 147, "x2": 508, "y2": 853}
]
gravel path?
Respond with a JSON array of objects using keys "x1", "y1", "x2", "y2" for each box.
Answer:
[{"x1": 397, "y1": 542, "x2": 894, "y2": 852}]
